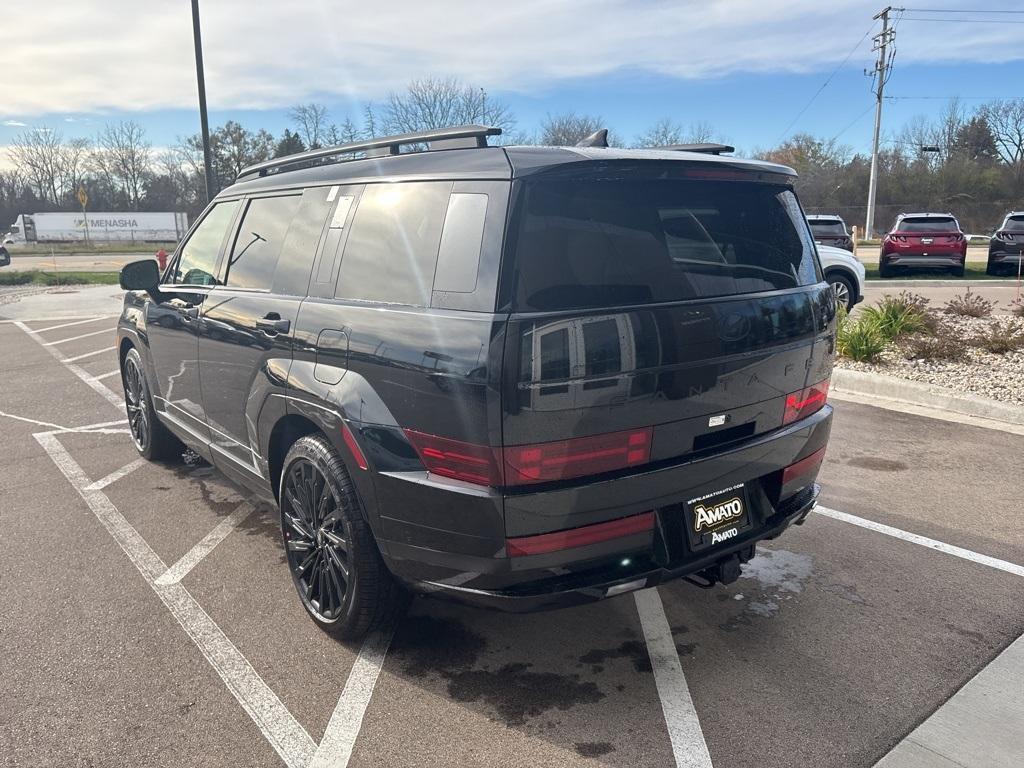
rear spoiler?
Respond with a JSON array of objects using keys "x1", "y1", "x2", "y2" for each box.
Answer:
[{"x1": 655, "y1": 143, "x2": 736, "y2": 155}]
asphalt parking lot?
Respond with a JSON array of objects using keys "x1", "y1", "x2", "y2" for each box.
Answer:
[{"x1": 2, "y1": 307, "x2": 1023, "y2": 768}]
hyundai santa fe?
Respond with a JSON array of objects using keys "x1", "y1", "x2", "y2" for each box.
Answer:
[{"x1": 117, "y1": 125, "x2": 835, "y2": 639}]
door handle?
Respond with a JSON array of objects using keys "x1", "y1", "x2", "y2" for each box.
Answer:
[{"x1": 256, "y1": 315, "x2": 290, "y2": 334}]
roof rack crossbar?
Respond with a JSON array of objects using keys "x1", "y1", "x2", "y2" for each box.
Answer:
[
  {"x1": 236, "y1": 124, "x2": 502, "y2": 180},
  {"x1": 655, "y1": 143, "x2": 735, "y2": 155}
]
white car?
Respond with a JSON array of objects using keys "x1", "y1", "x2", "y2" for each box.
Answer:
[{"x1": 817, "y1": 244, "x2": 865, "y2": 312}]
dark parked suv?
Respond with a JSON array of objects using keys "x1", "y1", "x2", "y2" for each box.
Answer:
[
  {"x1": 117, "y1": 125, "x2": 835, "y2": 638},
  {"x1": 806, "y1": 214, "x2": 853, "y2": 251},
  {"x1": 987, "y1": 211, "x2": 1024, "y2": 276}
]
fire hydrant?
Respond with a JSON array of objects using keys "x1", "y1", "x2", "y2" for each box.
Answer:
[{"x1": 156, "y1": 248, "x2": 168, "y2": 271}]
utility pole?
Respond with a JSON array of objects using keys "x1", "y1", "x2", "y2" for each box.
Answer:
[
  {"x1": 191, "y1": 0, "x2": 215, "y2": 203},
  {"x1": 864, "y1": 6, "x2": 895, "y2": 240}
]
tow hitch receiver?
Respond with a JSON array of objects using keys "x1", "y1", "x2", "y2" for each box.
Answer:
[{"x1": 684, "y1": 545, "x2": 755, "y2": 589}]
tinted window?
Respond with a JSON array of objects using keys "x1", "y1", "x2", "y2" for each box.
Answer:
[
  {"x1": 337, "y1": 182, "x2": 451, "y2": 305},
  {"x1": 510, "y1": 179, "x2": 818, "y2": 312},
  {"x1": 808, "y1": 219, "x2": 847, "y2": 235},
  {"x1": 434, "y1": 193, "x2": 488, "y2": 293},
  {"x1": 170, "y1": 200, "x2": 240, "y2": 286},
  {"x1": 895, "y1": 217, "x2": 958, "y2": 233},
  {"x1": 273, "y1": 187, "x2": 336, "y2": 296},
  {"x1": 1002, "y1": 216, "x2": 1024, "y2": 233},
  {"x1": 226, "y1": 195, "x2": 301, "y2": 290}
]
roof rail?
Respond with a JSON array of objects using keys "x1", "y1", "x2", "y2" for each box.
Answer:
[
  {"x1": 657, "y1": 143, "x2": 735, "y2": 155},
  {"x1": 236, "y1": 124, "x2": 502, "y2": 181}
]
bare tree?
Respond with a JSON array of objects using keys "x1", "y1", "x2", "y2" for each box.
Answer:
[
  {"x1": 324, "y1": 117, "x2": 362, "y2": 146},
  {"x1": 288, "y1": 103, "x2": 330, "y2": 149},
  {"x1": 7, "y1": 128, "x2": 67, "y2": 205},
  {"x1": 91, "y1": 121, "x2": 152, "y2": 209},
  {"x1": 539, "y1": 112, "x2": 612, "y2": 146},
  {"x1": 632, "y1": 118, "x2": 684, "y2": 148},
  {"x1": 382, "y1": 77, "x2": 515, "y2": 136},
  {"x1": 981, "y1": 98, "x2": 1024, "y2": 171},
  {"x1": 363, "y1": 104, "x2": 379, "y2": 138},
  {"x1": 685, "y1": 120, "x2": 720, "y2": 144}
]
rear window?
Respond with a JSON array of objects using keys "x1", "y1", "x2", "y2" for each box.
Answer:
[
  {"x1": 1003, "y1": 216, "x2": 1024, "y2": 233},
  {"x1": 895, "y1": 217, "x2": 958, "y2": 233},
  {"x1": 508, "y1": 178, "x2": 819, "y2": 311},
  {"x1": 808, "y1": 219, "x2": 847, "y2": 235}
]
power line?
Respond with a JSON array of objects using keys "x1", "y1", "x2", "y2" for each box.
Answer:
[
  {"x1": 898, "y1": 7, "x2": 1024, "y2": 13},
  {"x1": 830, "y1": 104, "x2": 877, "y2": 142},
  {"x1": 886, "y1": 95, "x2": 1024, "y2": 100},
  {"x1": 774, "y1": 22, "x2": 878, "y2": 143},
  {"x1": 900, "y1": 17, "x2": 1024, "y2": 23}
]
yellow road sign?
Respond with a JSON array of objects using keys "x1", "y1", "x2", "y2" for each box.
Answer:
[{"x1": 77, "y1": 187, "x2": 88, "y2": 208}]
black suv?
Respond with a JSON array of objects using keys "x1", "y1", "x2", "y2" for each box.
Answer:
[
  {"x1": 988, "y1": 211, "x2": 1024, "y2": 276},
  {"x1": 117, "y1": 125, "x2": 835, "y2": 638}
]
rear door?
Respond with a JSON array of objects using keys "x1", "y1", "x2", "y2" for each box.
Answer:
[
  {"x1": 501, "y1": 169, "x2": 828, "y2": 477},
  {"x1": 198, "y1": 189, "x2": 326, "y2": 475}
]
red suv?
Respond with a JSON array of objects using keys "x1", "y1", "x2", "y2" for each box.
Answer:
[{"x1": 879, "y1": 213, "x2": 967, "y2": 277}]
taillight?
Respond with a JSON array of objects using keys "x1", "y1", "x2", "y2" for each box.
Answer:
[
  {"x1": 1001, "y1": 232, "x2": 1015, "y2": 241},
  {"x1": 403, "y1": 427, "x2": 655, "y2": 487},
  {"x1": 782, "y1": 446, "x2": 826, "y2": 484},
  {"x1": 506, "y1": 511, "x2": 655, "y2": 557},
  {"x1": 403, "y1": 430, "x2": 501, "y2": 486},
  {"x1": 502, "y1": 428, "x2": 653, "y2": 486},
  {"x1": 949, "y1": 234, "x2": 963, "y2": 242},
  {"x1": 783, "y1": 378, "x2": 830, "y2": 425}
]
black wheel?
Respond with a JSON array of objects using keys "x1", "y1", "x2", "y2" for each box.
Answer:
[
  {"x1": 279, "y1": 434, "x2": 405, "y2": 639},
  {"x1": 878, "y1": 261, "x2": 894, "y2": 278},
  {"x1": 951, "y1": 266, "x2": 965, "y2": 278},
  {"x1": 826, "y1": 272, "x2": 856, "y2": 312},
  {"x1": 985, "y1": 258, "x2": 999, "y2": 276},
  {"x1": 122, "y1": 347, "x2": 183, "y2": 461}
]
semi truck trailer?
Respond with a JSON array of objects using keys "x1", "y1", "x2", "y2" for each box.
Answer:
[{"x1": 5, "y1": 212, "x2": 188, "y2": 244}]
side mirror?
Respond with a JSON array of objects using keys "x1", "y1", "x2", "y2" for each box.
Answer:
[{"x1": 119, "y1": 259, "x2": 160, "y2": 291}]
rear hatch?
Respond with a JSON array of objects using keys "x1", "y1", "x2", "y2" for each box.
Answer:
[
  {"x1": 808, "y1": 219, "x2": 850, "y2": 249},
  {"x1": 498, "y1": 163, "x2": 832, "y2": 492},
  {"x1": 891, "y1": 216, "x2": 964, "y2": 252}
]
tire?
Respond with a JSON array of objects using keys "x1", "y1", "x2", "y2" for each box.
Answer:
[
  {"x1": 951, "y1": 266, "x2": 965, "y2": 278},
  {"x1": 986, "y1": 259, "x2": 999, "y2": 276},
  {"x1": 122, "y1": 347, "x2": 184, "y2": 461},
  {"x1": 878, "y1": 260, "x2": 894, "y2": 278},
  {"x1": 826, "y1": 272, "x2": 856, "y2": 312},
  {"x1": 279, "y1": 434, "x2": 406, "y2": 639}
]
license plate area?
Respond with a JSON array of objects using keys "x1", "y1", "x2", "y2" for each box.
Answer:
[{"x1": 683, "y1": 482, "x2": 752, "y2": 551}]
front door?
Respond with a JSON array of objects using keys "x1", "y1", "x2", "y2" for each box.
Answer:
[
  {"x1": 148, "y1": 198, "x2": 241, "y2": 445},
  {"x1": 198, "y1": 190, "x2": 327, "y2": 477}
]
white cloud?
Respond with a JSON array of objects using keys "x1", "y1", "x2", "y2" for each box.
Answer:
[
  {"x1": 2, "y1": 120, "x2": 28, "y2": 127},
  {"x1": 1, "y1": 1, "x2": 1022, "y2": 114}
]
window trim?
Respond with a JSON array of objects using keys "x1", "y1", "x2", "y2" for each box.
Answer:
[{"x1": 218, "y1": 192, "x2": 303, "y2": 293}]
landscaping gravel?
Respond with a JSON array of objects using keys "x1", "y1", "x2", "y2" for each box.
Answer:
[{"x1": 837, "y1": 314, "x2": 1024, "y2": 406}]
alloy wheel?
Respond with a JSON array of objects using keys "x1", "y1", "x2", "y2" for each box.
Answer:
[
  {"x1": 831, "y1": 280, "x2": 851, "y2": 310},
  {"x1": 282, "y1": 459, "x2": 350, "y2": 622},
  {"x1": 124, "y1": 358, "x2": 150, "y2": 452}
]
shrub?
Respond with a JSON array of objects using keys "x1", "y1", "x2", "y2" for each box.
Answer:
[
  {"x1": 897, "y1": 332, "x2": 969, "y2": 362},
  {"x1": 837, "y1": 313, "x2": 887, "y2": 362},
  {"x1": 1010, "y1": 301, "x2": 1024, "y2": 319},
  {"x1": 944, "y1": 289, "x2": 995, "y2": 318},
  {"x1": 970, "y1": 321, "x2": 1024, "y2": 354},
  {"x1": 861, "y1": 294, "x2": 931, "y2": 341},
  {"x1": 0, "y1": 270, "x2": 37, "y2": 285}
]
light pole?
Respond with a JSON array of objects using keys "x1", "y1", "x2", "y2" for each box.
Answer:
[{"x1": 191, "y1": 0, "x2": 215, "y2": 203}]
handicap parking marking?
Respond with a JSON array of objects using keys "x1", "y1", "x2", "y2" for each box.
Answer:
[
  {"x1": 815, "y1": 505, "x2": 1024, "y2": 579},
  {"x1": 156, "y1": 501, "x2": 257, "y2": 586}
]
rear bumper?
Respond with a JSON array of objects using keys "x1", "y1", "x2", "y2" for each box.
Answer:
[
  {"x1": 380, "y1": 406, "x2": 832, "y2": 610},
  {"x1": 415, "y1": 484, "x2": 820, "y2": 612},
  {"x1": 881, "y1": 250, "x2": 964, "y2": 268}
]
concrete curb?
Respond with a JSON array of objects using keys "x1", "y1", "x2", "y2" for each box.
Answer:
[
  {"x1": 864, "y1": 279, "x2": 1019, "y2": 288},
  {"x1": 831, "y1": 368, "x2": 1024, "y2": 427}
]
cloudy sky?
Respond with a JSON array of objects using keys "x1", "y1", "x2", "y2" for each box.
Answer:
[{"x1": 2, "y1": 0, "x2": 1023, "y2": 153}]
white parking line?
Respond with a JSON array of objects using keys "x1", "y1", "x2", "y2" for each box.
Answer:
[
  {"x1": 85, "y1": 457, "x2": 148, "y2": 491},
  {"x1": 65, "y1": 346, "x2": 115, "y2": 363},
  {"x1": 35, "y1": 432, "x2": 317, "y2": 768},
  {"x1": 815, "y1": 505, "x2": 1024, "y2": 579},
  {"x1": 14, "y1": 321, "x2": 123, "y2": 408},
  {"x1": 0, "y1": 410, "x2": 126, "y2": 435},
  {"x1": 33, "y1": 316, "x2": 115, "y2": 333},
  {"x1": 155, "y1": 502, "x2": 256, "y2": 586},
  {"x1": 635, "y1": 588, "x2": 714, "y2": 768},
  {"x1": 94, "y1": 369, "x2": 121, "y2": 381},
  {"x1": 310, "y1": 625, "x2": 397, "y2": 768},
  {"x1": 44, "y1": 327, "x2": 112, "y2": 346}
]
